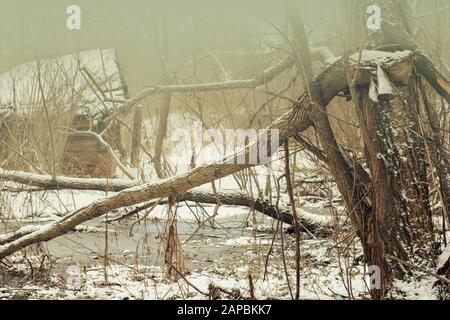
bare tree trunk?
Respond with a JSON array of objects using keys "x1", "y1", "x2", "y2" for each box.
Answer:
[
  {"x1": 130, "y1": 105, "x2": 142, "y2": 167},
  {"x1": 355, "y1": 89, "x2": 412, "y2": 296},
  {"x1": 419, "y1": 79, "x2": 450, "y2": 226},
  {"x1": 354, "y1": 0, "x2": 446, "y2": 296},
  {"x1": 401, "y1": 78, "x2": 434, "y2": 250},
  {"x1": 154, "y1": 7, "x2": 172, "y2": 179},
  {"x1": 154, "y1": 92, "x2": 172, "y2": 178},
  {"x1": 287, "y1": 0, "x2": 384, "y2": 297}
]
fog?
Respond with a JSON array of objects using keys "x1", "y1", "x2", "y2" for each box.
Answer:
[
  {"x1": 0, "y1": 0, "x2": 449, "y2": 301},
  {"x1": 2, "y1": 1, "x2": 447, "y2": 95},
  {"x1": 0, "y1": 0, "x2": 350, "y2": 94}
]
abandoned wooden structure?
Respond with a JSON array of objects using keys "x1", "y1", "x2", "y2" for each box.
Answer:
[{"x1": 0, "y1": 48, "x2": 128, "y2": 177}]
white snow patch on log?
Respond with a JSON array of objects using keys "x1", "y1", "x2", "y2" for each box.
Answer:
[{"x1": 298, "y1": 207, "x2": 334, "y2": 226}]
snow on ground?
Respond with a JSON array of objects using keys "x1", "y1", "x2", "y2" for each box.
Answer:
[
  {"x1": 393, "y1": 276, "x2": 439, "y2": 300},
  {"x1": 0, "y1": 235, "x2": 376, "y2": 300},
  {"x1": 2, "y1": 229, "x2": 437, "y2": 300},
  {"x1": 223, "y1": 236, "x2": 272, "y2": 246},
  {"x1": 0, "y1": 201, "x2": 442, "y2": 300}
]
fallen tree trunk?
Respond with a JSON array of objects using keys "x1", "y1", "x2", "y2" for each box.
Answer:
[
  {"x1": 0, "y1": 169, "x2": 333, "y2": 239},
  {"x1": 0, "y1": 50, "x2": 415, "y2": 261},
  {"x1": 182, "y1": 190, "x2": 333, "y2": 235},
  {"x1": 0, "y1": 168, "x2": 138, "y2": 192},
  {"x1": 0, "y1": 226, "x2": 40, "y2": 246},
  {"x1": 110, "y1": 189, "x2": 333, "y2": 235}
]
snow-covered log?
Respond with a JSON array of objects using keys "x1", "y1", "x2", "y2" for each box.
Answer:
[
  {"x1": 0, "y1": 169, "x2": 333, "y2": 240},
  {"x1": 0, "y1": 226, "x2": 40, "y2": 246},
  {"x1": 0, "y1": 168, "x2": 138, "y2": 192},
  {"x1": 182, "y1": 190, "x2": 333, "y2": 235}
]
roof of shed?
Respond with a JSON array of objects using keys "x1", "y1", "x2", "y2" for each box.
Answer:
[{"x1": 0, "y1": 48, "x2": 128, "y2": 119}]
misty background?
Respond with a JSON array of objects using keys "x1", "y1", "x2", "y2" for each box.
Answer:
[
  {"x1": 1, "y1": 1, "x2": 448, "y2": 96},
  {"x1": 0, "y1": 0, "x2": 350, "y2": 96}
]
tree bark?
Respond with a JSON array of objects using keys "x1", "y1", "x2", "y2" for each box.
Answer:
[
  {"x1": 419, "y1": 79, "x2": 450, "y2": 226},
  {"x1": 130, "y1": 105, "x2": 142, "y2": 168}
]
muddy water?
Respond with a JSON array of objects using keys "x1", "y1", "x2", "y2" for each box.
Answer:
[
  {"x1": 45, "y1": 211, "x2": 278, "y2": 274},
  {"x1": 1, "y1": 205, "x2": 337, "y2": 299},
  {"x1": 1, "y1": 210, "x2": 274, "y2": 298},
  {"x1": 2, "y1": 203, "x2": 333, "y2": 289}
]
